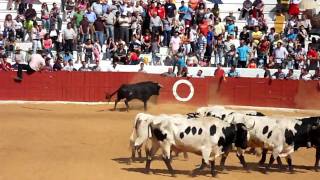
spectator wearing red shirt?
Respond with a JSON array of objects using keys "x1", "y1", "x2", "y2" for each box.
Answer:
[
  {"x1": 156, "y1": 3, "x2": 166, "y2": 19},
  {"x1": 0, "y1": 55, "x2": 12, "y2": 71},
  {"x1": 214, "y1": 63, "x2": 225, "y2": 79},
  {"x1": 307, "y1": 46, "x2": 319, "y2": 70},
  {"x1": 199, "y1": 19, "x2": 209, "y2": 36},
  {"x1": 248, "y1": 59, "x2": 257, "y2": 68},
  {"x1": 148, "y1": 2, "x2": 158, "y2": 17}
]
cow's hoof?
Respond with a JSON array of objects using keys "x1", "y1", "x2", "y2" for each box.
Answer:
[
  {"x1": 245, "y1": 168, "x2": 251, "y2": 173},
  {"x1": 314, "y1": 167, "x2": 319, "y2": 172},
  {"x1": 211, "y1": 172, "x2": 217, "y2": 177}
]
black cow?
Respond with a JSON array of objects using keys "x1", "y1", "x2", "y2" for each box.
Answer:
[
  {"x1": 106, "y1": 81, "x2": 163, "y2": 111},
  {"x1": 259, "y1": 116, "x2": 320, "y2": 171}
]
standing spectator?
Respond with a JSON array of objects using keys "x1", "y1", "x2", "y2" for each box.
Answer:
[
  {"x1": 257, "y1": 35, "x2": 270, "y2": 67},
  {"x1": 162, "y1": 16, "x2": 172, "y2": 47},
  {"x1": 80, "y1": 16, "x2": 90, "y2": 43},
  {"x1": 24, "y1": 4, "x2": 37, "y2": 21},
  {"x1": 150, "y1": 12, "x2": 162, "y2": 38},
  {"x1": 237, "y1": 40, "x2": 251, "y2": 68},
  {"x1": 50, "y1": 3, "x2": 62, "y2": 31},
  {"x1": 42, "y1": 34, "x2": 53, "y2": 57},
  {"x1": 246, "y1": 14, "x2": 258, "y2": 31},
  {"x1": 214, "y1": 34, "x2": 225, "y2": 66},
  {"x1": 3, "y1": 14, "x2": 16, "y2": 40},
  {"x1": 104, "y1": 9, "x2": 116, "y2": 40},
  {"x1": 62, "y1": 23, "x2": 77, "y2": 53},
  {"x1": 118, "y1": 13, "x2": 130, "y2": 44},
  {"x1": 85, "y1": 7, "x2": 97, "y2": 39},
  {"x1": 226, "y1": 44, "x2": 236, "y2": 67},
  {"x1": 41, "y1": 3, "x2": 50, "y2": 31},
  {"x1": 14, "y1": 52, "x2": 45, "y2": 82},
  {"x1": 297, "y1": 25, "x2": 308, "y2": 48},
  {"x1": 91, "y1": 1, "x2": 103, "y2": 17},
  {"x1": 273, "y1": 42, "x2": 288, "y2": 69},
  {"x1": 73, "y1": 8, "x2": 84, "y2": 31},
  {"x1": 93, "y1": 16, "x2": 105, "y2": 47},
  {"x1": 169, "y1": 31, "x2": 181, "y2": 55},
  {"x1": 239, "y1": 27, "x2": 250, "y2": 44},
  {"x1": 294, "y1": 43, "x2": 307, "y2": 69},
  {"x1": 227, "y1": 65, "x2": 240, "y2": 77},
  {"x1": 14, "y1": 16, "x2": 24, "y2": 41},
  {"x1": 164, "y1": 0, "x2": 176, "y2": 23},
  {"x1": 307, "y1": 46, "x2": 319, "y2": 70},
  {"x1": 83, "y1": 39, "x2": 94, "y2": 63},
  {"x1": 197, "y1": 32, "x2": 207, "y2": 64},
  {"x1": 31, "y1": 23, "x2": 40, "y2": 54},
  {"x1": 49, "y1": 26, "x2": 60, "y2": 52},
  {"x1": 189, "y1": 24, "x2": 198, "y2": 53}
]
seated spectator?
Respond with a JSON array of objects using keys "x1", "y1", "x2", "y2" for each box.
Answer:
[
  {"x1": 79, "y1": 61, "x2": 91, "y2": 72},
  {"x1": 312, "y1": 68, "x2": 320, "y2": 80},
  {"x1": 161, "y1": 67, "x2": 176, "y2": 77},
  {"x1": 42, "y1": 57, "x2": 53, "y2": 72},
  {"x1": 129, "y1": 51, "x2": 140, "y2": 65},
  {"x1": 294, "y1": 43, "x2": 307, "y2": 70},
  {"x1": 214, "y1": 63, "x2": 225, "y2": 79},
  {"x1": 195, "y1": 69, "x2": 204, "y2": 78},
  {"x1": 113, "y1": 43, "x2": 127, "y2": 64},
  {"x1": 241, "y1": 0, "x2": 253, "y2": 19},
  {"x1": 180, "y1": 66, "x2": 190, "y2": 77},
  {"x1": 0, "y1": 55, "x2": 12, "y2": 71},
  {"x1": 138, "y1": 62, "x2": 146, "y2": 73},
  {"x1": 106, "y1": 62, "x2": 119, "y2": 72},
  {"x1": 227, "y1": 65, "x2": 240, "y2": 77},
  {"x1": 62, "y1": 59, "x2": 77, "y2": 71},
  {"x1": 53, "y1": 57, "x2": 63, "y2": 71},
  {"x1": 248, "y1": 59, "x2": 257, "y2": 68},
  {"x1": 252, "y1": 0, "x2": 264, "y2": 18},
  {"x1": 186, "y1": 53, "x2": 199, "y2": 67},
  {"x1": 272, "y1": 67, "x2": 285, "y2": 79},
  {"x1": 300, "y1": 68, "x2": 311, "y2": 80},
  {"x1": 246, "y1": 14, "x2": 258, "y2": 31},
  {"x1": 63, "y1": 51, "x2": 73, "y2": 62},
  {"x1": 285, "y1": 69, "x2": 298, "y2": 80},
  {"x1": 263, "y1": 66, "x2": 271, "y2": 78},
  {"x1": 91, "y1": 60, "x2": 102, "y2": 72}
]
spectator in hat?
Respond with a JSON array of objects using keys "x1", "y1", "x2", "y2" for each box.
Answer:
[{"x1": 14, "y1": 50, "x2": 46, "y2": 82}]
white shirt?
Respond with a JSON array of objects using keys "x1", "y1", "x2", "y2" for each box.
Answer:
[
  {"x1": 29, "y1": 54, "x2": 45, "y2": 71},
  {"x1": 273, "y1": 47, "x2": 288, "y2": 63}
]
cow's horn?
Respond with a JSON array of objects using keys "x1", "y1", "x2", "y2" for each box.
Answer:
[
  {"x1": 242, "y1": 121, "x2": 256, "y2": 131},
  {"x1": 158, "y1": 84, "x2": 164, "y2": 88}
]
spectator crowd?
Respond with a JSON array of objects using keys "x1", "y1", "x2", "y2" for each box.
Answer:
[{"x1": 0, "y1": 0, "x2": 320, "y2": 80}]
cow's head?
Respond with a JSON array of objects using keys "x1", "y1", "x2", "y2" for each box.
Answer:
[
  {"x1": 311, "y1": 117, "x2": 320, "y2": 130},
  {"x1": 234, "y1": 121, "x2": 255, "y2": 149}
]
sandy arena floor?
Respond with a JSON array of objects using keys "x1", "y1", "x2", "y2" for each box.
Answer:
[{"x1": 0, "y1": 103, "x2": 319, "y2": 180}]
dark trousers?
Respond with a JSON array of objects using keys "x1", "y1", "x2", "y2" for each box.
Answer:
[
  {"x1": 64, "y1": 39, "x2": 74, "y2": 53},
  {"x1": 119, "y1": 26, "x2": 129, "y2": 44},
  {"x1": 238, "y1": 60, "x2": 247, "y2": 68},
  {"x1": 17, "y1": 64, "x2": 35, "y2": 79}
]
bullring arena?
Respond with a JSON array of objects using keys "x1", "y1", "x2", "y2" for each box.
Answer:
[
  {"x1": 0, "y1": 102, "x2": 319, "y2": 180},
  {"x1": 0, "y1": 71, "x2": 320, "y2": 180}
]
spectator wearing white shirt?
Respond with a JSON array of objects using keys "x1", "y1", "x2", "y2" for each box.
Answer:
[
  {"x1": 273, "y1": 42, "x2": 288, "y2": 69},
  {"x1": 62, "y1": 23, "x2": 77, "y2": 53},
  {"x1": 300, "y1": 68, "x2": 312, "y2": 80},
  {"x1": 63, "y1": 59, "x2": 77, "y2": 71},
  {"x1": 246, "y1": 14, "x2": 258, "y2": 31}
]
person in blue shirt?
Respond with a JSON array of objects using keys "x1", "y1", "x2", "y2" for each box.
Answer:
[
  {"x1": 63, "y1": 51, "x2": 73, "y2": 62},
  {"x1": 286, "y1": 27, "x2": 297, "y2": 41},
  {"x1": 178, "y1": 1, "x2": 188, "y2": 20},
  {"x1": 237, "y1": 40, "x2": 251, "y2": 68},
  {"x1": 227, "y1": 65, "x2": 240, "y2": 77},
  {"x1": 226, "y1": 20, "x2": 236, "y2": 36}
]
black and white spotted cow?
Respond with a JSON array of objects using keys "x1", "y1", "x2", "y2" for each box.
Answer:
[
  {"x1": 145, "y1": 115, "x2": 252, "y2": 177},
  {"x1": 258, "y1": 116, "x2": 320, "y2": 172},
  {"x1": 196, "y1": 106, "x2": 265, "y2": 119}
]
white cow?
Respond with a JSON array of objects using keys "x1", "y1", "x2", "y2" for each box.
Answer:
[{"x1": 145, "y1": 114, "x2": 251, "y2": 177}]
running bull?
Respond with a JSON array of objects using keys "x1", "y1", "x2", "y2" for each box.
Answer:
[{"x1": 106, "y1": 81, "x2": 163, "y2": 111}]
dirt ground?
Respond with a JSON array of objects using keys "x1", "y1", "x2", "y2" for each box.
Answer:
[{"x1": 0, "y1": 103, "x2": 319, "y2": 180}]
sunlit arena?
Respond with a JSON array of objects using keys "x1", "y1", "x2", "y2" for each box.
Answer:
[{"x1": 0, "y1": 0, "x2": 320, "y2": 180}]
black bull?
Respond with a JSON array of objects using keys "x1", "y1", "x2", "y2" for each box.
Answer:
[{"x1": 106, "y1": 81, "x2": 163, "y2": 111}]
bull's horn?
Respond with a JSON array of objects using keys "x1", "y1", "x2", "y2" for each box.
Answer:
[{"x1": 242, "y1": 121, "x2": 256, "y2": 131}]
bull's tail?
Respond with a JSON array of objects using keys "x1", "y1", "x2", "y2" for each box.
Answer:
[{"x1": 106, "y1": 89, "x2": 119, "y2": 103}]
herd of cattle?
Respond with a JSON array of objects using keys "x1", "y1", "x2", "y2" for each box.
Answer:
[{"x1": 128, "y1": 106, "x2": 320, "y2": 177}]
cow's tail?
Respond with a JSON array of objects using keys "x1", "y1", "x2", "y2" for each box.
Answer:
[{"x1": 106, "y1": 89, "x2": 119, "y2": 103}]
